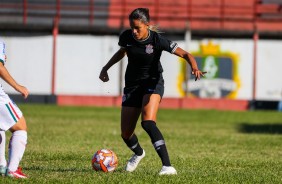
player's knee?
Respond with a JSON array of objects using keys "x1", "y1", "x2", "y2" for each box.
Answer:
[
  {"x1": 10, "y1": 117, "x2": 27, "y2": 132},
  {"x1": 141, "y1": 120, "x2": 156, "y2": 132},
  {"x1": 121, "y1": 132, "x2": 131, "y2": 140}
]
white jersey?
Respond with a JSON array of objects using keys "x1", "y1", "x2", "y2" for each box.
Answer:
[
  {"x1": 0, "y1": 41, "x2": 6, "y2": 65},
  {"x1": 0, "y1": 41, "x2": 7, "y2": 98},
  {"x1": 0, "y1": 41, "x2": 23, "y2": 131}
]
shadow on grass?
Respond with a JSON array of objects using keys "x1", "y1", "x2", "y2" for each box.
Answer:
[
  {"x1": 25, "y1": 166, "x2": 89, "y2": 172},
  {"x1": 25, "y1": 166, "x2": 125, "y2": 173},
  {"x1": 238, "y1": 123, "x2": 282, "y2": 134}
]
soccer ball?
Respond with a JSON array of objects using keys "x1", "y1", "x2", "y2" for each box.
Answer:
[{"x1": 91, "y1": 149, "x2": 118, "y2": 172}]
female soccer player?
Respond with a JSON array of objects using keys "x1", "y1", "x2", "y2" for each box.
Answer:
[
  {"x1": 0, "y1": 40, "x2": 29, "y2": 178},
  {"x1": 99, "y1": 8, "x2": 205, "y2": 175}
]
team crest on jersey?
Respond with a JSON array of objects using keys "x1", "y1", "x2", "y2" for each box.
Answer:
[{"x1": 145, "y1": 44, "x2": 154, "y2": 54}]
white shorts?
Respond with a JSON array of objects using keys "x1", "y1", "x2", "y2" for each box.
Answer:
[{"x1": 0, "y1": 84, "x2": 23, "y2": 131}]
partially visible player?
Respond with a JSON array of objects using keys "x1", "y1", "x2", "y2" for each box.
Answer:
[
  {"x1": 99, "y1": 8, "x2": 205, "y2": 175},
  {"x1": 0, "y1": 40, "x2": 29, "y2": 178}
]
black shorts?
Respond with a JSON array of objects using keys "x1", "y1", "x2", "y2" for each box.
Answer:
[{"x1": 122, "y1": 77, "x2": 164, "y2": 108}]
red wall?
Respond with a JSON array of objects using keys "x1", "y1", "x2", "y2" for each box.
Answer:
[{"x1": 57, "y1": 95, "x2": 249, "y2": 111}]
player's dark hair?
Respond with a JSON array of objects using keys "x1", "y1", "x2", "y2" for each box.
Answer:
[
  {"x1": 129, "y1": 8, "x2": 150, "y2": 24},
  {"x1": 129, "y1": 8, "x2": 161, "y2": 32}
]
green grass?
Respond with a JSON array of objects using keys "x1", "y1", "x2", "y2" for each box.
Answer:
[{"x1": 1, "y1": 104, "x2": 282, "y2": 183}]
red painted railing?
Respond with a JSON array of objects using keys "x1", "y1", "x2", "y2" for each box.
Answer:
[{"x1": 0, "y1": 0, "x2": 281, "y2": 33}]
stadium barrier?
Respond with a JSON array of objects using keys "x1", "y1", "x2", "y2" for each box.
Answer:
[
  {"x1": 0, "y1": 0, "x2": 281, "y2": 34},
  {"x1": 2, "y1": 0, "x2": 282, "y2": 111},
  {"x1": 56, "y1": 95, "x2": 250, "y2": 111}
]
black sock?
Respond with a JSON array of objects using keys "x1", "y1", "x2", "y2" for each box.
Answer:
[
  {"x1": 122, "y1": 134, "x2": 143, "y2": 156},
  {"x1": 141, "y1": 120, "x2": 171, "y2": 166}
]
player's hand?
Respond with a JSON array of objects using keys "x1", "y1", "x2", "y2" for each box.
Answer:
[
  {"x1": 99, "y1": 68, "x2": 109, "y2": 82},
  {"x1": 15, "y1": 85, "x2": 29, "y2": 99},
  {"x1": 192, "y1": 69, "x2": 207, "y2": 81}
]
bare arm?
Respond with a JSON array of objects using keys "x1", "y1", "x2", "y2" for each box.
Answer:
[
  {"x1": 99, "y1": 48, "x2": 126, "y2": 82},
  {"x1": 0, "y1": 63, "x2": 29, "y2": 99},
  {"x1": 174, "y1": 47, "x2": 206, "y2": 81}
]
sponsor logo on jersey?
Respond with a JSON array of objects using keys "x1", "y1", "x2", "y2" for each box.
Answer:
[{"x1": 145, "y1": 44, "x2": 154, "y2": 54}]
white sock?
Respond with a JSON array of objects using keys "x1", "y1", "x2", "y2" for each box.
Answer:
[
  {"x1": 8, "y1": 130, "x2": 27, "y2": 172},
  {"x1": 0, "y1": 131, "x2": 7, "y2": 166}
]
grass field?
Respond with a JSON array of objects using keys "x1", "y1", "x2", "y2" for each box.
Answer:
[{"x1": 1, "y1": 104, "x2": 281, "y2": 184}]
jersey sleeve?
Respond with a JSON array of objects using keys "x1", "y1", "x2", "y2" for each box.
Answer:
[
  {"x1": 158, "y1": 34, "x2": 178, "y2": 53},
  {"x1": 118, "y1": 30, "x2": 128, "y2": 48},
  {"x1": 0, "y1": 41, "x2": 6, "y2": 65}
]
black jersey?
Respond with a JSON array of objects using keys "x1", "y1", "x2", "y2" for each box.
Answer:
[{"x1": 118, "y1": 29, "x2": 178, "y2": 85}]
